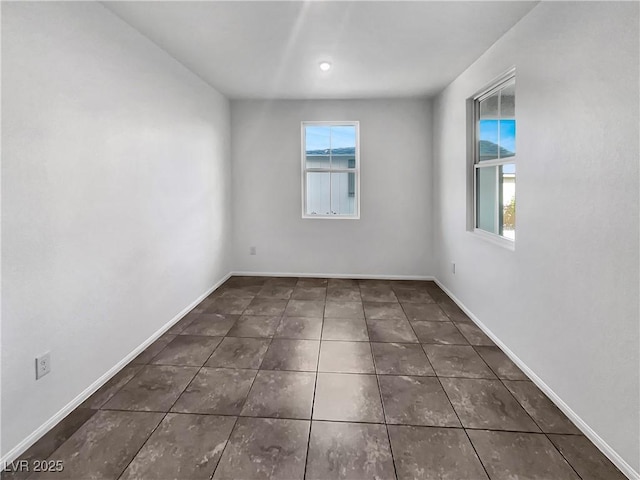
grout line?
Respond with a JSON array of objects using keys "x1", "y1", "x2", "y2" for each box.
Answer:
[
  {"x1": 301, "y1": 316, "x2": 323, "y2": 480},
  {"x1": 370, "y1": 342, "x2": 400, "y2": 480},
  {"x1": 434, "y1": 374, "x2": 493, "y2": 480}
]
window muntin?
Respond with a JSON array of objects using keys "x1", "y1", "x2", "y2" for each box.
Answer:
[
  {"x1": 474, "y1": 76, "x2": 516, "y2": 240},
  {"x1": 302, "y1": 122, "x2": 359, "y2": 218}
]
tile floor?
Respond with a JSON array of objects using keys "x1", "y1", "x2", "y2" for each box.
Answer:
[{"x1": 3, "y1": 276, "x2": 627, "y2": 480}]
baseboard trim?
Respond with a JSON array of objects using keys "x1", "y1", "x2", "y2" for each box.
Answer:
[
  {"x1": 0, "y1": 272, "x2": 232, "y2": 466},
  {"x1": 231, "y1": 271, "x2": 435, "y2": 281},
  {"x1": 434, "y1": 279, "x2": 639, "y2": 480}
]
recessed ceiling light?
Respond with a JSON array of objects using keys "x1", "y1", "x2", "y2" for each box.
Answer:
[{"x1": 319, "y1": 61, "x2": 331, "y2": 72}]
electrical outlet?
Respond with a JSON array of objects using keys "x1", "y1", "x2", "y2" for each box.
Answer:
[
  {"x1": 36, "y1": 352, "x2": 51, "y2": 379},
  {"x1": 452, "y1": 262, "x2": 456, "y2": 274},
  {"x1": 249, "y1": 246, "x2": 257, "y2": 255}
]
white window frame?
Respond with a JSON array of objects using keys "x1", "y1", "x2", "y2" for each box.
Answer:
[
  {"x1": 470, "y1": 69, "x2": 516, "y2": 249},
  {"x1": 301, "y1": 121, "x2": 360, "y2": 219}
]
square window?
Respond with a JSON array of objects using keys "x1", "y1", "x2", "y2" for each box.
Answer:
[
  {"x1": 302, "y1": 122, "x2": 359, "y2": 218},
  {"x1": 472, "y1": 74, "x2": 516, "y2": 241}
]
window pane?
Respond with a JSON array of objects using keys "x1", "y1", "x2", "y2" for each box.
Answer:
[
  {"x1": 305, "y1": 125, "x2": 330, "y2": 169},
  {"x1": 331, "y1": 126, "x2": 356, "y2": 169},
  {"x1": 501, "y1": 164, "x2": 516, "y2": 240},
  {"x1": 476, "y1": 166, "x2": 498, "y2": 234},
  {"x1": 480, "y1": 90, "x2": 499, "y2": 118},
  {"x1": 499, "y1": 119, "x2": 516, "y2": 158},
  {"x1": 306, "y1": 172, "x2": 330, "y2": 216},
  {"x1": 330, "y1": 172, "x2": 356, "y2": 215},
  {"x1": 479, "y1": 120, "x2": 499, "y2": 161},
  {"x1": 500, "y1": 83, "x2": 515, "y2": 117}
]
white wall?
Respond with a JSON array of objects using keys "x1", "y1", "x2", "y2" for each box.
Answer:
[
  {"x1": 432, "y1": 1, "x2": 639, "y2": 475},
  {"x1": 1, "y1": 2, "x2": 231, "y2": 457},
  {"x1": 231, "y1": 99, "x2": 433, "y2": 277}
]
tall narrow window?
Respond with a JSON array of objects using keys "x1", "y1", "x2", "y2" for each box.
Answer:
[
  {"x1": 302, "y1": 122, "x2": 360, "y2": 218},
  {"x1": 474, "y1": 74, "x2": 516, "y2": 241}
]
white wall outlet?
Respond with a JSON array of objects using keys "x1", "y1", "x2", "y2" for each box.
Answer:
[
  {"x1": 452, "y1": 262, "x2": 456, "y2": 274},
  {"x1": 249, "y1": 246, "x2": 257, "y2": 255},
  {"x1": 36, "y1": 352, "x2": 51, "y2": 379}
]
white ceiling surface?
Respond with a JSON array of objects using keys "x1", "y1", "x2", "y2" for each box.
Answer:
[{"x1": 103, "y1": 1, "x2": 538, "y2": 99}]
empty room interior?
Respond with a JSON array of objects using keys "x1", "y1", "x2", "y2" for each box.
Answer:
[{"x1": 2, "y1": 1, "x2": 639, "y2": 479}]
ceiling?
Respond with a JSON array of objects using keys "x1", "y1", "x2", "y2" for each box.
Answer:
[{"x1": 103, "y1": 1, "x2": 538, "y2": 100}]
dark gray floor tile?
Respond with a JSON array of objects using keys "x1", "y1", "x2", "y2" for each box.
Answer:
[
  {"x1": 454, "y1": 322, "x2": 494, "y2": 345},
  {"x1": 379, "y1": 375, "x2": 460, "y2": 427},
  {"x1": 243, "y1": 297, "x2": 287, "y2": 316},
  {"x1": 171, "y1": 367, "x2": 257, "y2": 415},
  {"x1": 439, "y1": 302, "x2": 474, "y2": 323},
  {"x1": 224, "y1": 276, "x2": 267, "y2": 287},
  {"x1": 215, "y1": 285, "x2": 262, "y2": 298},
  {"x1": 327, "y1": 278, "x2": 359, "y2": 289},
  {"x1": 150, "y1": 335, "x2": 222, "y2": 366},
  {"x1": 322, "y1": 317, "x2": 369, "y2": 341},
  {"x1": 240, "y1": 370, "x2": 315, "y2": 419},
  {"x1": 326, "y1": 288, "x2": 361, "y2": 302},
  {"x1": 548, "y1": 434, "x2": 627, "y2": 480},
  {"x1": 412, "y1": 321, "x2": 468, "y2": 344},
  {"x1": 31, "y1": 410, "x2": 163, "y2": 480},
  {"x1": 2, "y1": 409, "x2": 96, "y2": 480},
  {"x1": 423, "y1": 345, "x2": 496, "y2": 378},
  {"x1": 324, "y1": 301, "x2": 364, "y2": 319},
  {"x1": 363, "y1": 302, "x2": 407, "y2": 320},
  {"x1": 388, "y1": 425, "x2": 488, "y2": 480},
  {"x1": 318, "y1": 341, "x2": 375, "y2": 374},
  {"x1": 206, "y1": 296, "x2": 252, "y2": 315},
  {"x1": 285, "y1": 300, "x2": 325, "y2": 317},
  {"x1": 426, "y1": 291, "x2": 449, "y2": 305},
  {"x1": 80, "y1": 365, "x2": 143, "y2": 409},
  {"x1": 468, "y1": 430, "x2": 580, "y2": 480},
  {"x1": 296, "y1": 277, "x2": 328, "y2": 287},
  {"x1": 261, "y1": 339, "x2": 320, "y2": 371},
  {"x1": 358, "y1": 279, "x2": 392, "y2": 288},
  {"x1": 367, "y1": 319, "x2": 418, "y2": 343},
  {"x1": 191, "y1": 298, "x2": 213, "y2": 314},
  {"x1": 440, "y1": 378, "x2": 540, "y2": 432},
  {"x1": 371, "y1": 342, "x2": 435, "y2": 376},
  {"x1": 360, "y1": 287, "x2": 398, "y2": 303},
  {"x1": 227, "y1": 315, "x2": 281, "y2": 338},
  {"x1": 205, "y1": 337, "x2": 270, "y2": 369},
  {"x1": 166, "y1": 313, "x2": 198, "y2": 335},
  {"x1": 181, "y1": 313, "x2": 239, "y2": 336},
  {"x1": 313, "y1": 373, "x2": 384, "y2": 423},
  {"x1": 306, "y1": 421, "x2": 395, "y2": 480},
  {"x1": 504, "y1": 381, "x2": 582, "y2": 434},
  {"x1": 213, "y1": 417, "x2": 309, "y2": 480},
  {"x1": 393, "y1": 288, "x2": 435, "y2": 304},
  {"x1": 103, "y1": 365, "x2": 198, "y2": 412},
  {"x1": 264, "y1": 276, "x2": 298, "y2": 287},
  {"x1": 402, "y1": 303, "x2": 449, "y2": 322},
  {"x1": 274, "y1": 316, "x2": 322, "y2": 340},
  {"x1": 291, "y1": 286, "x2": 326, "y2": 301},
  {"x1": 131, "y1": 333, "x2": 176, "y2": 364},
  {"x1": 257, "y1": 285, "x2": 294, "y2": 299},
  {"x1": 474, "y1": 346, "x2": 527, "y2": 380},
  {"x1": 120, "y1": 413, "x2": 236, "y2": 480}
]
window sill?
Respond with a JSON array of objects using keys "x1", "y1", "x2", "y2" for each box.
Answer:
[
  {"x1": 302, "y1": 214, "x2": 360, "y2": 220},
  {"x1": 469, "y1": 228, "x2": 515, "y2": 251}
]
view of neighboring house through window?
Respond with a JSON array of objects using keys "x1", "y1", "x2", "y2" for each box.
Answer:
[
  {"x1": 474, "y1": 73, "x2": 516, "y2": 240},
  {"x1": 302, "y1": 122, "x2": 359, "y2": 218}
]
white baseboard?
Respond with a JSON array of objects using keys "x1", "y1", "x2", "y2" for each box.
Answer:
[
  {"x1": 0, "y1": 272, "x2": 232, "y2": 467},
  {"x1": 231, "y1": 271, "x2": 435, "y2": 281},
  {"x1": 434, "y1": 279, "x2": 639, "y2": 480}
]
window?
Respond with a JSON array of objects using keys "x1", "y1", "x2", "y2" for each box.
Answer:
[
  {"x1": 473, "y1": 72, "x2": 516, "y2": 241},
  {"x1": 302, "y1": 122, "x2": 359, "y2": 218}
]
